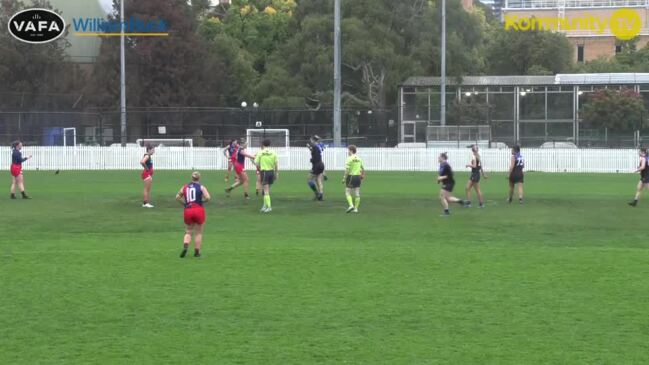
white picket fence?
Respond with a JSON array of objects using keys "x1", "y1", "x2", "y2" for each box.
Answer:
[{"x1": 0, "y1": 146, "x2": 641, "y2": 173}]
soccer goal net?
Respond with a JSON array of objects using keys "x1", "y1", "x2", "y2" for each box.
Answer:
[
  {"x1": 246, "y1": 129, "x2": 290, "y2": 169},
  {"x1": 135, "y1": 138, "x2": 193, "y2": 148},
  {"x1": 245, "y1": 129, "x2": 290, "y2": 149}
]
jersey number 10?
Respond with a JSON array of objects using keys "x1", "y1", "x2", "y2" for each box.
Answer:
[{"x1": 186, "y1": 187, "x2": 197, "y2": 202}]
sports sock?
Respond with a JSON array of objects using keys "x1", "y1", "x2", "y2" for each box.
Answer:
[
  {"x1": 346, "y1": 194, "x2": 354, "y2": 207},
  {"x1": 308, "y1": 181, "x2": 317, "y2": 193},
  {"x1": 354, "y1": 197, "x2": 361, "y2": 209},
  {"x1": 264, "y1": 195, "x2": 271, "y2": 208}
]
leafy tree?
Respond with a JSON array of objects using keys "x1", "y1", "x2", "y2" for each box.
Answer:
[
  {"x1": 257, "y1": 0, "x2": 487, "y2": 109},
  {"x1": 485, "y1": 27, "x2": 573, "y2": 75},
  {"x1": 581, "y1": 89, "x2": 647, "y2": 131},
  {"x1": 0, "y1": 0, "x2": 80, "y2": 109},
  {"x1": 201, "y1": 0, "x2": 296, "y2": 73},
  {"x1": 89, "y1": 0, "x2": 226, "y2": 108}
]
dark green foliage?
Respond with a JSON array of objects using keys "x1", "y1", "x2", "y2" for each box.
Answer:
[{"x1": 581, "y1": 88, "x2": 647, "y2": 131}]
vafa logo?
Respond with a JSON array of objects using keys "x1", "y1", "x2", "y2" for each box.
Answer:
[{"x1": 8, "y1": 8, "x2": 66, "y2": 44}]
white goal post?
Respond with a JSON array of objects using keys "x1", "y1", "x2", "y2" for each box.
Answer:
[
  {"x1": 246, "y1": 129, "x2": 290, "y2": 169},
  {"x1": 135, "y1": 138, "x2": 194, "y2": 148},
  {"x1": 245, "y1": 129, "x2": 290, "y2": 148}
]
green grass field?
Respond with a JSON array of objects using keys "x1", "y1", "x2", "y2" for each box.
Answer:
[{"x1": 1, "y1": 170, "x2": 648, "y2": 364}]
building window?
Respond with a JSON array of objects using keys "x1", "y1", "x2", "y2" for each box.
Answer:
[
  {"x1": 615, "y1": 45, "x2": 622, "y2": 54},
  {"x1": 577, "y1": 45, "x2": 584, "y2": 62}
]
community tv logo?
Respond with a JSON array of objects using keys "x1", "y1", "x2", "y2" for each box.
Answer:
[
  {"x1": 7, "y1": 8, "x2": 65, "y2": 44},
  {"x1": 505, "y1": 9, "x2": 643, "y2": 40}
]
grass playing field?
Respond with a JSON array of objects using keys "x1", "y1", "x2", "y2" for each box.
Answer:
[{"x1": 1, "y1": 170, "x2": 648, "y2": 364}]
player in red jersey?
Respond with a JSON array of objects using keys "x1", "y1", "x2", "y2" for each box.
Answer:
[
  {"x1": 176, "y1": 172, "x2": 211, "y2": 258},
  {"x1": 222, "y1": 139, "x2": 239, "y2": 183},
  {"x1": 225, "y1": 141, "x2": 255, "y2": 199},
  {"x1": 140, "y1": 144, "x2": 155, "y2": 208},
  {"x1": 10, "y1": 140, "x2": 32, "y2": 199}
]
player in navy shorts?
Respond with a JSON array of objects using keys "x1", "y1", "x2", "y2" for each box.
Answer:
[
  {"x1": 176, "y1": 172, "x2": 212, "y2": 258},
  {"x1": 10, "y1": 140, "x2": 32, "y2": 199},
  {"x1": 508, "y1": 145, "x2": 525, "y2": 204},
  {"x1": 437, "y1": 152, "x2": 468, "y2": 216},
  {"x1": 140, "y1": 144, "x2": 155, "y2": 208},
  {"x1": 629, "y1": 147, "x2": 649, "y2": 207}
]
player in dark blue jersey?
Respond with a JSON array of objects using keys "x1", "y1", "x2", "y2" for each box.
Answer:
[
  {"x1": 307, "y1": 135, "x2": 325, "y2": 200},
  {"x1": 465, "y1": 145, "x2": 487, "y2": 208},
  {"x1": 140, "y1": 144, "x2": 155, "y2": 208},
  {"x1": 629, "y1": 147, "x2": 649, "y2": 207},
  {"x1": 225, "y1": 141, "x2": 255, "y2": 199},
  {"x1": 10, "y1": 140, "x2": 32, "y2": 199},
  {"x1": 176, "y1": 172, "x2": 212, "y2": 258},
  {"x1": 508, "y1": 145, "x2": 525, "y2": 204},
  {"x1": 437, "y1": 153, "x2": 468, "y2": 216}
]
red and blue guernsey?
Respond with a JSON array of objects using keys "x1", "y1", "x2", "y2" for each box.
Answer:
[
  {"x1": 12, "y1": 149, "x2": 27, "y2": 165},
  {"x1": 183, "y1": 182, "x2": 206, "y2": 225},
  {"x1": 236, "y1": 148, "x2": 247, "y2": 165},
  {"x1": 11, "y1": 149, "x2": 28, "y2": 177},
  {"x1": 183, "y1": 182, "x2": 204, "y2": 209},
  {"x1": 141, "y1": 153, "x2": 154, "y2": 180},
  {"x1": 229, "y1": 144, "x2": 239, "y2": 163}
]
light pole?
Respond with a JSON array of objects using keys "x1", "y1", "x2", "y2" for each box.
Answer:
[
  {"x1": 120, "y1": 0, "x2": 127, "y2": 146},
  {"x1": 440, "y1": 0, "x2": 446, "y2": 126},
  {"x1": 333, "y1": 0, "x2": 342, "y2": 146}
]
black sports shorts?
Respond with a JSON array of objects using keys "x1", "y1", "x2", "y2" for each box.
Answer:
[{"x1": 346, "y1": 175, "x2": 362, "y2": 189}]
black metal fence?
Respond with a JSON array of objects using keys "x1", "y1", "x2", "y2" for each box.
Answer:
[{"x1": 0, "y1": 108, "x2": 399, "y2": 147}]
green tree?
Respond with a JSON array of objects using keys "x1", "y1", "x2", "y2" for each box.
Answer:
[
  {"x1": 90, "y1": 0, "x2": 225, "y2": 108},
  {"x1": 257, "y1": 0, "x2": 487, "y2": 109},
  {"x1": 201, "y1": 0, "x2": 296, "y2": 73},
  {"x1": 0, "y1": 0, "x2": 80, "y2": 109},
  {"x1": 581, "y1": 89, "x2": 647, "y2": 131},
  {"x1": 485, "y1": 27, "x2": 573, "y2": 75}
]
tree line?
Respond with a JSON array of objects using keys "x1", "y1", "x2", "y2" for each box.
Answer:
[{"x1": 0, "y1": 0, "x2": 648, "y2": 115}]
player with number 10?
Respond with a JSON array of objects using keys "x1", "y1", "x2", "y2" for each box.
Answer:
[{"x1": 176, "y1": 172, "x2": 211, "y2": 258}]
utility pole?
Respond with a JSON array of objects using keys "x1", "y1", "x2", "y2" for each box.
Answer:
[
  {"x1": 333, "y1": 0, "x2": 342, "y2": 145},
  {"x1": 440, "y1": 0, "x2": 446, "y2": 126},
  {"x1": 120, "y1": 0, "x2": 127, "y2": 146}
]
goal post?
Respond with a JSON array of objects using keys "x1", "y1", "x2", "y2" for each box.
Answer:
[
  {"x1": 135, "y1": 138, "x2": 194, "y2": 169},
  {"x1": 245, "y1": 129, "x2": 290, "y2": 149},
  {"x1": 246, "y1": 129, "x2": 290, "y2": 169},
  {"x1": 135, "y1": 138, "x2": 193, "y2": 148}
]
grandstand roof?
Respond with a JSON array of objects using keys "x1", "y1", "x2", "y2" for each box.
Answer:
[{"x1": 402, "y1": 73, "x2": 649, "y2": 87}]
